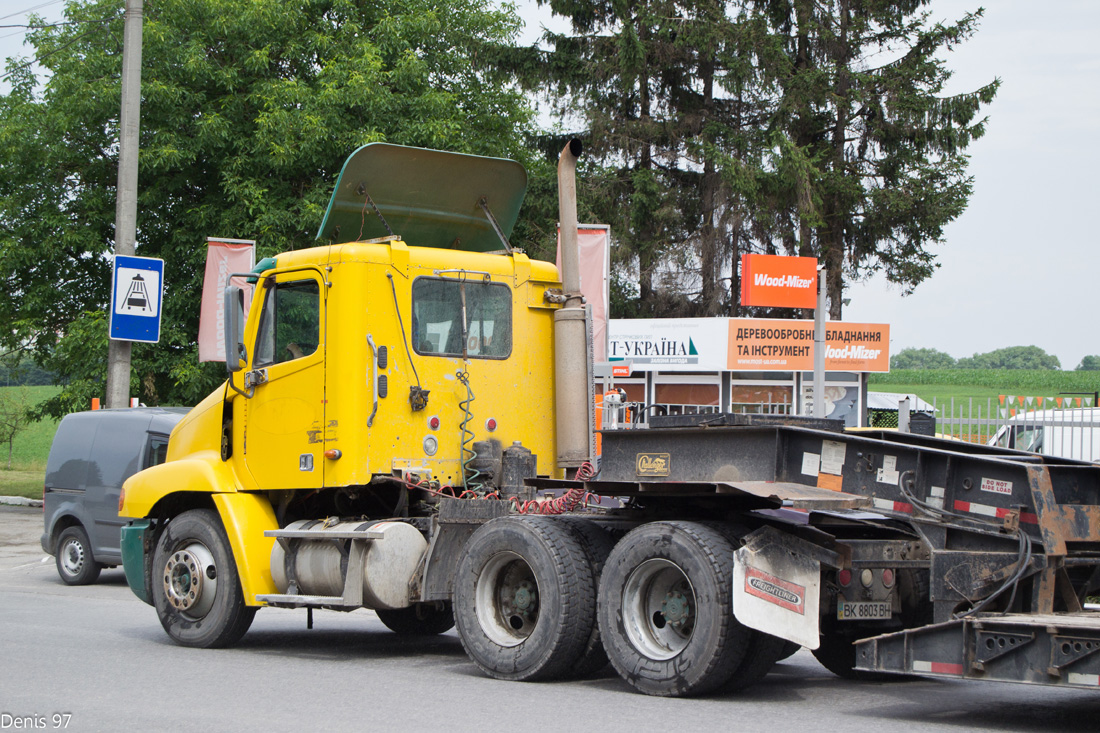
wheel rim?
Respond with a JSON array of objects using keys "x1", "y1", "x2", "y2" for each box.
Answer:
[
  {"x1": 162, "y1": 542, "x2": 218, "y2": 619},
  {"x1": 622, "y1": 558, "x2": 697, "y2": 661},
  {"x1": 474, "y1": 551, "x2": 540, "y2": 647},
  {"x1": 60, "y1": 537, "x2": 85, "y2": 576}
]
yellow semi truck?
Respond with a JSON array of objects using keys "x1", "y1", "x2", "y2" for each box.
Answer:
[{"x1": 120, "y1": 141, "x2": 1100, "y2": 697}]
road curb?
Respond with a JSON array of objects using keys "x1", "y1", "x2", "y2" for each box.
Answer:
[{"x1": 0, "y1": 496, "x2": 43, "y2": 508}]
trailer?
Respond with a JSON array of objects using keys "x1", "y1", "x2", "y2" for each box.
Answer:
[{"x1": 117, "y1": 141, "x2": 1100, "y2": 697}]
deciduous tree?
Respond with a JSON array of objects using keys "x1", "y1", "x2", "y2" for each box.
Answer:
[{"x1": 0, "y1": 0, "x2": 534, "y2": 415}]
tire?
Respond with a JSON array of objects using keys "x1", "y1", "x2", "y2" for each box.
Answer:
[
  {"x1": 152, "y1": 508, "x2": 256, "y2": 648},
  {"x1": 597, "y1": 521, "x2": 752, "y2": 697},
  {"x1": 55, "y1": 526, "x2": 101, "y2": 586},
  {"x1": 376, "y1": 602, "x2": 455, "y2": 635},
  {"x1": 811, "y1": 628, "x2": 894, "y2": 680},
  {"x1": 777, "y1": 640, "x2": 802, "y2": 661},
  {"x1": 453, "y1": 516, "x2": 596, "y2": 682},
  {"x1": 556, "y1": 517, "x2": 616, "y2": 677},
  {"x1": 727, "y1": 630, "x2": 786, "y2": 691}
]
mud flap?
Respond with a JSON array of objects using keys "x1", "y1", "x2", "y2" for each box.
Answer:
[{"x1": 733, "y1": 526, "x2": 841, "y2": 650}]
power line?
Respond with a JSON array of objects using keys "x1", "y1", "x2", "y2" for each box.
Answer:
[
  {"x1": 0, "y1": 0, "x2": 65, "y2": 23},
  {"x1": 0, "y1": 16, "x2": 115, "y2": 83}
]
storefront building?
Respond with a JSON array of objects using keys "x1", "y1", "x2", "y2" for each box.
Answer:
[{"x1": 602, "y1": 317, "x2": 890, "y2": 428}]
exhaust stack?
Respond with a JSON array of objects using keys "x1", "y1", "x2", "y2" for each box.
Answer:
[{"x1": 554, "y1": 140, "x2": 594, "y2": 473}]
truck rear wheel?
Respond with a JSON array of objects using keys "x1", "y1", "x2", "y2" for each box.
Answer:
[
  {"x1": 597, "y1": 521, "x2": 751, "y2": 697},
  {"x1": 152, "y1": 508, "x2": 256, "y2": 648},
  {"x1": 376, "y1": 602, "x2": 455, "y2": 635},
  {"x1": 453, "y1": 516, "x2": 596, "y2": 681},
  {"x1": 556, "y1": 517, "x2": 616, "y2": 677}
]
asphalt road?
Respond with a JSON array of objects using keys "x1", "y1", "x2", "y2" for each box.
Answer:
[{"x1": 3, "y1": 505, "x2": 1099, "y2": 733}]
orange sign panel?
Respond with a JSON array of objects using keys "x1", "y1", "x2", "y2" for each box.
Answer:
[
  {"x1": 740, "y1": 254, "x2": 818, "y2": 309},
  {"x1": 727, "y1": 319, "x2": 890, "y2": 372}
]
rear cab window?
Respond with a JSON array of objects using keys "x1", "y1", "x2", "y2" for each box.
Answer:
[{"x1": 411, "y1": 277, "x2": 511, "y2": 359}]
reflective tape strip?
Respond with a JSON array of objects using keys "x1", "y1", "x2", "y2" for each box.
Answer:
[
  {"x1": 954, "y1": 500, "x2": 1038, "y2": 525},
  {"x1": 1068, "y1": 672, "x2": 1100, "y2": 686},
  {"x1": 913, "y1": 660, "x2": 963, "y2": 675},
  {"x1": 872, "y1": 498, "x2": 913, "y2": 514}
]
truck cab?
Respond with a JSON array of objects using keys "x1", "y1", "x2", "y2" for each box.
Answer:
[{"x1": 119, "y1": 143, "x2": 574, "y2": 646}]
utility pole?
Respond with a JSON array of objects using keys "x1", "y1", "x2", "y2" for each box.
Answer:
[
  {"x1": 812, "y1": 265, "x2": 826, "y2": 418},
  {"x1": 105, "y1": 0, "x2": 144, "y2": 408}
]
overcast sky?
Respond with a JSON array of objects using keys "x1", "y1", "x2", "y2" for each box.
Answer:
[
  {"x1": 511, "y1": 0, "x2": 1100, "y2": 371},
  {"x1": 1, "y1": 0, "x2": 1096, "y2": 369}
]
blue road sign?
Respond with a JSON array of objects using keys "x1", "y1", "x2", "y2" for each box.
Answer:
[{"x1": 109, "y1": 255, "x2": 164, "y2": 343}]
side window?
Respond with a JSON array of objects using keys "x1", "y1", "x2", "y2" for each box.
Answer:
[
  {"x1": 255, "y1": 278, "x2": 321, "y2": 366},
  {"x1": 412, "y1": 278, "x2": 512, "y2": 359}
]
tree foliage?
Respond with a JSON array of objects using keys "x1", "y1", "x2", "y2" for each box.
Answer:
[
  {"x1": 1076, "y1": 355, "x2": 1100, "y2": 372},
  {"x1": 0, "y1": 387, "x2": 30, "y2": 468},
  {"x1": 957, "y1": 345, "x2": 1061, "y2": 371},
  {"x1": 527, "y1": 0, "x2": 996, "y2": 318},
  {"x1": 0, "y1": 0, "x2": 535, "y2": 416},
  {"x1": 890, "y1": 347, "x2": 955, "y2": 369}
]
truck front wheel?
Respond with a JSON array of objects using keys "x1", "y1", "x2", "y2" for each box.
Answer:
[
  {"x1": 598, "y1": 521, "x2": 752, "y2": 697},
  {"x1": 152, "y1": 508, "x2": 256, "y2": 648},
  {"x1": 453, "y1": 516, "x2": 596, "y2": 681}
]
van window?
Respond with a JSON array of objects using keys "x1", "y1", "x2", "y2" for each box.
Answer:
[
  {"x1": 1013, "y1": 426, "x2": 1043, "y2": 453},
  {"x1": 146, "y1": 435, "x2": 170, "y2": 468},
  {"x1": 411, "y1": 277, "x2": 511, "y2": 359},
  {"x1": 255, "y1": 279, "x2": 321, "y2": 366}
]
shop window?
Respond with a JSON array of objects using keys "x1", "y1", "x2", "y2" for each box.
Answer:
[{"x1": 655, "y1": 383, "x2": 719, "y2": 406}]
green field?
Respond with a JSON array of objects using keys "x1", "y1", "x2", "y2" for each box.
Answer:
[
  {"x1": 0, "y1": 385, "x2": 61, "y2": 499},
  {"x1": 870, "y1": 369, "x2": 1099, "y2": 406}
]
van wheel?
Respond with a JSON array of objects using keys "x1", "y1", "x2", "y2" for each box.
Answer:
[
  {"x1": 453, "y1": 516, "x2": 596, "y2": 681},
  {"x1": 376, "y1": 602, "x2": 455, "y2": 635},
  {"x1": 56, "y1": 526, "x2": 101, "y2": 585},
  {"x1": 152, "y1": 509, "x2": 256, "y2": 648}
]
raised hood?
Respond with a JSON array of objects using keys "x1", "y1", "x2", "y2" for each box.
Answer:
[{"x1": 315, "y1": 143, "x2": 527, "y2": 252}]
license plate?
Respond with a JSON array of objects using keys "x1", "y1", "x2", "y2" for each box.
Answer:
[{"x1": 837, "y1": 601, "x2": 891, "y2": 621}]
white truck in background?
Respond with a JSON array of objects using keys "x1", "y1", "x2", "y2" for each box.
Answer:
[{"x1": 989, "y1": 408, "x2": 1100, "y2": 463}]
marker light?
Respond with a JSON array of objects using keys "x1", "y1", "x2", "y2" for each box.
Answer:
[
  {"x1": 485, "y1": 418, "x2": 497, "y2": 432},
  {"x1": 881, "y1": 568, "x2": 896, "y2": 588},
  {"x1": 837, "y1": 569, "x2": 852, "y2": 587},
  {"x1": 428, "y1": 416, "x2": 440, "y2": 431}
]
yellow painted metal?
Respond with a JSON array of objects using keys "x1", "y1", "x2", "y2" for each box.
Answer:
[
  {"x1": 314, "y1": 241, "x2": 563, "y2": 487},
  {"x1": 120, "y1": 234, "x2": 563, "y2": 599},
  {"x1": 119, "y1": 452, "x2": 238, "y2": 519},
  {"x1": 211, "y1": 492, "x2": 279, "y2": 605}
]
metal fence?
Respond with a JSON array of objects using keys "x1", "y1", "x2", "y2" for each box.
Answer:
[{"x1": 932, "y1": 397, "x2": 1100, "y2": 463}]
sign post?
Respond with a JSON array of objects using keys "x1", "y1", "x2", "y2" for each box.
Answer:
[{"x1": 109, "y1": 255, "x2": 164, "y2": 344}]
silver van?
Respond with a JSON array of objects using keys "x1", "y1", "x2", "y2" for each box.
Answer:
[{"x1": 41, "y1": 407, "x2": 188, "y2": 584}]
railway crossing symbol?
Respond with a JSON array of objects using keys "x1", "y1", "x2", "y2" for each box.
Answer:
[{"x1": 109, "y1": 255, "x2": 164, "y2": 343}]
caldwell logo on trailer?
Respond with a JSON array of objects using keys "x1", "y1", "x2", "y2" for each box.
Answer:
[{"x1": 740, "y1": 254, "x2": 818, "y2": 309}]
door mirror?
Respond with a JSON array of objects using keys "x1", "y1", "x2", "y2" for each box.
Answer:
[{"x1": 224, "y1": 285, "x2": 247, "y2": 372}]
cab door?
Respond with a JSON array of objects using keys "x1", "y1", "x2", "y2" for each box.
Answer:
[{"x1": 241, "y1": 271, "x2": 326, "y2": 489}]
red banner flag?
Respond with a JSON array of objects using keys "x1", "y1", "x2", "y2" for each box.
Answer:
[{"x1": 198, "y1": 238, "x2": 255, "y2": 362}]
